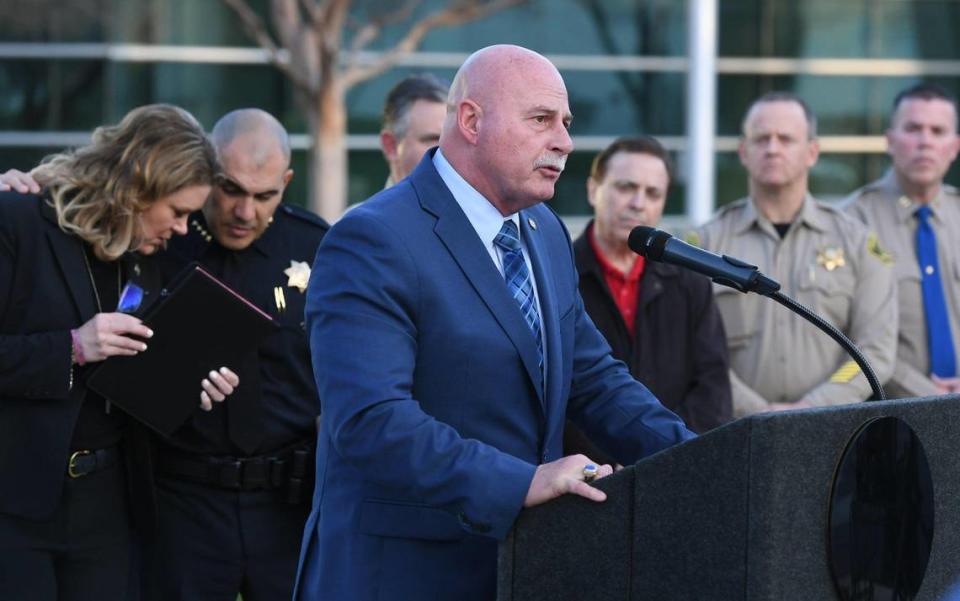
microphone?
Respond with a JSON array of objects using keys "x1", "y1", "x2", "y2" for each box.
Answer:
[{"x1": 628, "y1": 226, "x2": 780, "y2": 296}]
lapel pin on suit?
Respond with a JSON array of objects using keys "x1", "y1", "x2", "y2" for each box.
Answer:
[{"x1": 527, "y1": 217, "x2": 537, "y2": 230}]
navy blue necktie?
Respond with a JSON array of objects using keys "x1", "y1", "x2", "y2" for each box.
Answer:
[
  {"x1": 494, "y1": 220, "x2": 543, "y2": 372},
  {"x1": 916, "y1": 205, "x2": 956, "y2": 377}
]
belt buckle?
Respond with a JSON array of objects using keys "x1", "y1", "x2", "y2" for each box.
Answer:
[{"x1": 68, "y1": 450, "x2": 92, "y2": 478}]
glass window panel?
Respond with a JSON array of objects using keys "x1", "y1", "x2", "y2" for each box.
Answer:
[
  {"x1": 720, "y1": 0, "x2": 960, "y2": 60},
  {"x1": 565, "y1": 71, "x2": 686, "y2": 137},
  {"x1": 0, "y1": 0, "x2": 107, "y2": 42},
  {"x1": 125, "y1": 0, "x2": 686, "y2": 54},
  {"x1": 0, "y1": 60, "x2": 106, "y2": 130},
  {"x1": 107, "y1": 62, "x2": 292, "y2": 128},
  {"x1": 717, "y1": 75, "x2": 960, "y2": 137},
  {"x1": 111, "y1": 0, "x2": 267, "y2": 45},
  {"x1": 0, "y1": 147, "x2": 57, "y2": 174},
  {"x1": 358, "y1": 0, "x2": 687, "y2": 57}
]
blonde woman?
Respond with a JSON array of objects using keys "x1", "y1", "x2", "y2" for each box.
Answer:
[{"x1": 0, "y1": 104, "x2": 237, "y2": 600}]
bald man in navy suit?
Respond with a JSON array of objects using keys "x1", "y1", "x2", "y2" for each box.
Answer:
[{"x1": 293, "y1": 45, "x2": 696, "y2": 601}]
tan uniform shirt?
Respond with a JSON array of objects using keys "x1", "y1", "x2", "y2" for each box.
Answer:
[
  {"x1": 693, "y1": 196, "x2": 897, "y2": 417},
  {"x1": 843, "y1": 171, "x2": 960, "y2": 398}
]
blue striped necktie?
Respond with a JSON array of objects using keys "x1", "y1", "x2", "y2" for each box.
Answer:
[
  {"x1": 916, "y1": 205, "x2": 956, "y2": 377},
  {"x1": 494, "y1": 220, "x2": 543, "y2": 372}
]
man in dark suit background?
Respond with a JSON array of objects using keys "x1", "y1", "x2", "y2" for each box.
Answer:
[
  {"x1": 380, "y1": 73, "x2": 449, "y2": 187},
  {"x1": 566, "y1": 137, "x2": 731, "y2": 464},
  {"x1": 293, "y1": 45, "x2": 695, "y2": 601}
]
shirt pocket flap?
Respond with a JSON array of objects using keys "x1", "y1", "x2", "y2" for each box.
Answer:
[
  {"x1": 712, "y1": 284, "x2": 757, "y2": 346},
  {"x1": 798, "y1": 266, "x2": 856, "y2": 299},
  {"x1": 358, "y1": 499, "x2": 466, "y2": 541}
]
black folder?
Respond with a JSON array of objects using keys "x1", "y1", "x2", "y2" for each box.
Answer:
[{"x1": 87, "y1": 264, "x2": 275, "y2": 437}]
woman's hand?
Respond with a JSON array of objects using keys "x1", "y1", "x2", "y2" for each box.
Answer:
[
  {"x1": 199, "y1": 367, "x2": 240, "y2": 411},
  {"x1": 73, "y1": 312, "x2": 153, "y2": 364}
]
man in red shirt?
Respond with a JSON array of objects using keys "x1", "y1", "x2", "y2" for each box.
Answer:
[{"x1": 565, "y1": 137, "x2": 732, "y2": 461}]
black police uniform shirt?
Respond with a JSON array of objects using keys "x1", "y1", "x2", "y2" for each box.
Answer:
[{"x1": 159, "y1": 204, "x2": 329, "y2": 455}]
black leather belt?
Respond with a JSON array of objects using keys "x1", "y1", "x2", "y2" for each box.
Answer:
[
  {"x1": 68, "y1": 446, "x2": 120, "y2": 478},
  {"x1": 157, "y1": 441, "x2": 315, "y2": 498}
]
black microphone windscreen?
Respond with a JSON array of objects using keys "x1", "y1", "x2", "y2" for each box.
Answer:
[
  {"x1": 628, "y1": 226, "x2": 657, "y2": 257},
  {"x1": 648, "y1": 230, "x2": 670, "y2": 261},
  {"x1": 628, "y1": 226, "x2": 671, "y2": 261}
]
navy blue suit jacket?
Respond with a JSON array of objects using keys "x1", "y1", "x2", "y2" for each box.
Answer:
[{"x1": 293, "y1": 152, "x2": 695, "y2": 600}]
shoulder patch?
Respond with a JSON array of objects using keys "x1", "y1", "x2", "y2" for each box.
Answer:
[
  {"x1": 280, "y1": 203, "x2": 331, "y2": 231},
  {"x1": 867, "y1": 232, "x2": 894, "y2": 265}
]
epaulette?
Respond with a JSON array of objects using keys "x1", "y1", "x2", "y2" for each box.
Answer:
[
  {"x1": 843, "y1": 179, "x2": 890, "y2": 205},
  {"x1": 714, "y1": 197, "x2": 748, "y2": 216},
  {"x1": 817, "y1": 200, "x2": 844, "y2": 215},
  {"x1": 278, "y1": 203, "x2": 330, "y2": 231}
]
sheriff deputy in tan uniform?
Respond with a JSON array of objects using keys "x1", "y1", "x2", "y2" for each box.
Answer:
[
  {"x1": 844, "y1": 83, "x2": 960, "y2": 398},
  {"x1": 691, "y1": 92, "x2": 897, "y2": 418}
]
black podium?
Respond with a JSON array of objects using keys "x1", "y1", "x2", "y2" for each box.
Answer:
[{"x1": 498, "y1": 396, "x2": 960, "y2": 601}]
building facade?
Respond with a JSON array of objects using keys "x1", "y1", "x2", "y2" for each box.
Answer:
[{"x1": 2, "y1": 0, "x2": 959, "y2": 226}]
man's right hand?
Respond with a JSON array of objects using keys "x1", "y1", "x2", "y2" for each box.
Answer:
[
  {"x1": 74, "y1": 312, "x2": 153, "y2": 363},
  {"x1": 523, "y1": 454, "x2": 614, "y2": 507},
  {"x1": 0, "y1": 169, "x2": 41, "y2": 194}
]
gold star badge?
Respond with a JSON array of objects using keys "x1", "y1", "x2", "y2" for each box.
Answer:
[
  {"x1": 284, "y1": 260, "x2": 311, "y2": 293},
  {"x1": 816, "y1": 247, "x2": 846, "y2": 272}
]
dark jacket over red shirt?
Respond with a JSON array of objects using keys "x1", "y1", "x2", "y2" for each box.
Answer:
[{"x1": 565, "y1": 222, "x2": 733, "y2": 462}]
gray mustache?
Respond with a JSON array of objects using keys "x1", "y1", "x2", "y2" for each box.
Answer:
[{"x1": 534, "y1": 155, "x2": 567, "y2": 171}]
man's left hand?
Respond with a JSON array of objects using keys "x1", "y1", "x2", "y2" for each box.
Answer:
[{"x1": 523, "y1": 454, "x2": 614, "y2": 507}]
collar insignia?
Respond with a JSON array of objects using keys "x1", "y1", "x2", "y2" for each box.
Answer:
[{"x1": 191, "y1": 219, "x2": 213, "y2": 243}]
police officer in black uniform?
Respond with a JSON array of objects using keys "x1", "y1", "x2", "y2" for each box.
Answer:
[{"x1": 150, "y1": 109, "x2": 328, "y2": 601}]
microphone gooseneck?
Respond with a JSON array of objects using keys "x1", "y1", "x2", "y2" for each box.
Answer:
[{"x1": 628, "y1": 225, "x2": 885, "y2": 401}]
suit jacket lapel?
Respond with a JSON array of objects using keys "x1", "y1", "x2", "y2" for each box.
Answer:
[
  {"x1": 42, "y1": 202, "x2": 97, "y2": 321},
  {"x1": 413, "y1": 159, "x2": 545, "y2": 406}
]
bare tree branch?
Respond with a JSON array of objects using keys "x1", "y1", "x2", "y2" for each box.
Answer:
[
  {"x1": 348, "y1": 0, "x2": 422, "y2": 54},
  {"x1": 299, "y1": 0, "x2": 322, "y2": 23},
  {"x1": 271, "y1": 0, "x2": 300, "y2": 51},
  {"x1": 319, "y1": 0, "x2": 351, "y2": 46},
  {"x1": 348, "y1": 0, "x2": 420, "y2": 55},
  {"x1": 221, "y1": 0, "x2": 314, "y2": 92},
  {"x1": 341, "y1": 0, "x2": 526, "y2": 89}
]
